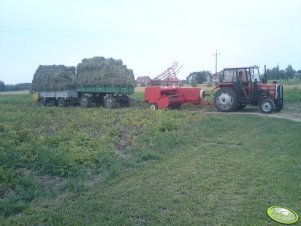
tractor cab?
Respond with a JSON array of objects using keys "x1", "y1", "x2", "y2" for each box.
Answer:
[
  {"x1": 220, "y1": 66, "x2": 260, "y2": 102},
  {"x1": 214, "y1": 66, "x2": 283, "y2": 113}
]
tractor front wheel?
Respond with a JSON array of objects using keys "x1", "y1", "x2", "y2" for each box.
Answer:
[
  {"x1": 214, "y1": 88, "x2": 238, "y2": 112},
  {"x1": 259, "y1": 98, "x2": 275, "y2": 114}
]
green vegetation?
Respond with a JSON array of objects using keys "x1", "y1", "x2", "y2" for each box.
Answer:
[
  {"x1": 284, "y1": 86, "x2": 301, "y2": 102},
  {"x1": 281, "y1": 80, "x2": 301, "y2": 102},
  {"x1": 0, "y1": 82, "x2": 31, "y2": 92},
  {"x1": 0, "y1": 92, "x2": 300, "y2": 225},
  {"x1": 266, "y1": 65, "x2": 300, "y2": 81}
]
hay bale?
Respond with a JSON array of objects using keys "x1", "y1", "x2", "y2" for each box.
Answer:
[
  {"x1": 75, "y1": 56, "x2": 135, "y2": 87},
  {"x1": 32, "y1": 65, "x2": 76, "y2": 91}
]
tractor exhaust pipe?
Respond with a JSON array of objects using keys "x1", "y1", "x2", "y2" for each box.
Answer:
[{"x1": 264, "y1": 65, "x2": 267, "y2": 84}]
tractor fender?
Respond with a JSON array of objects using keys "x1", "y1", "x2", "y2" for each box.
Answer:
[
  {"x1": 214, "y1": 83, "x2": 235, "y2": 90},
  {"x1": 257, "y1": 96, "x2": 269, "y2": 105}
]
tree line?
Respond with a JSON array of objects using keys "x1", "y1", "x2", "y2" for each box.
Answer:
[
  {"x1": 186, "y1": 65, "x2": 301, "y2": 84},
  {"x1": 266, "y1": 65, "x2": 301, "y2": 80},
  {"x1": 0, "y1": 81, "x2": 32, "y2": 92}
]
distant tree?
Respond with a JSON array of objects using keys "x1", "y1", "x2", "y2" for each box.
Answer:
[
  {"x1": 278, "y1": 70, "x2": 285, "y2": 80},
  {"x1": 187, "y1": 71, "x2": 211, "y2": 84},
  {"x1": 297, "y1": 70, "x2": 301, "y2": 80},
  {"x1": 266, "y1": 67, "x2": 277, "y2": 80},
  {"x1": 181, "y1": 80, "x2": 188, "y2": 85},
  {"x1": 266, "y1": 65, "x2": 294, "y2": 80},
  {"x1": 285, "y1": 65, "x2": 295, "y2": 80},
  {"x1": 0, "y1": 81, "x2": 5, "y2": 91},
  {"x1": 4, "y1": 83, "x2": 32, "y2": 91}
]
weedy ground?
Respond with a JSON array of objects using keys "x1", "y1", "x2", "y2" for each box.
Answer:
[{"x1": 0, "y1": 83, "x2": 300, "y2": 225}]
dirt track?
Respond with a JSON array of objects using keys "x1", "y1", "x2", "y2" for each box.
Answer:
[
  {"x1": 196, "y1": 102, "x2": 301, "y2": 122},
  {"x1": 256, "y1": 102, "x2": 301, "y2": 122}
]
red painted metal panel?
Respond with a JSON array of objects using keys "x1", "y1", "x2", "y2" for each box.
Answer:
[{"x1": 144, "y1": 86, "x2": 202, "y2": 109}]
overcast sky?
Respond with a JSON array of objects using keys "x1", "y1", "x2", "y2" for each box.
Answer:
[{"x1": 0, "y1": 0, "x2": 300, "y2": 84}]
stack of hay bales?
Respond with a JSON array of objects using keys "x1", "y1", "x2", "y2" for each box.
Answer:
[
  {"x1": 32, "y1": 65, "x2": 76, "y2": 91},
  {"x1": 75, "y1": 57, "x2": 135, "y2": 87}
]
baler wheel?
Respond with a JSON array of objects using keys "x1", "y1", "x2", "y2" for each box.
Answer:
[{"x1": 149, "y1": 104, "x2": 158, "y2": 110}]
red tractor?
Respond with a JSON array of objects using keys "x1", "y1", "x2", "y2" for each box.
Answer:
[{"x1": 213, "y1": 66, "x2": 283, "y2": 114}]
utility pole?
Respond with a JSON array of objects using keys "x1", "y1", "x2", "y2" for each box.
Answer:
[{"x1": 212, "y1": 49, "x2": 220, "y2": 74}]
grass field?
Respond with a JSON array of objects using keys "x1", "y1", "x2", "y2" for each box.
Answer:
[{"x1": 0, "y1": 87, "x2": 301, "y2": 225}]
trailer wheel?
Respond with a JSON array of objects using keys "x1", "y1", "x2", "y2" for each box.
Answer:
[
  {"x1": 80, "y1": 96, "x2": 89, "y2": 108},
  {"x1": 119, "y1": 97, "x2": 130, "y2": 107},
  {"x1": 259, "y1": 98, "x2": 275, "y2": 114},
  {"x1": 57, "y1": 98, "x2": 65, "y2": 107},
  {"x1": 149, "y1": 104, "x2": 158, "y2": 110},
  {"x1": 105, "y1": 96, "x2": 116, "y2": 108},
  {"x1": 39, "y1": 98, "x2": 47, "y2": 107}
]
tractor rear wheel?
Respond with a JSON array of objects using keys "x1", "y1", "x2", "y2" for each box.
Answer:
[
  {"x1": 259, "y1": 98, "x2": 275, "y2": 114},
  {"x1": 214, "y1": 88, "x2": 238, "y2": 112}
]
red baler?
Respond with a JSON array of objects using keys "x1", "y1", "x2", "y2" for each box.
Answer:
[{"x1": 144, "y1": 86, "x2": 205, "y2": 110}]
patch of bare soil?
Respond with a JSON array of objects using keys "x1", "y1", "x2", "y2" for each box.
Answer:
[
  {"x1": 189, "y1": 102, "x2": 301, "y2": 122},
  {"x1": 223, "y1": 103, "x2": 300, "y2": 122},
  {"x1": 0, "y1": 90, "x2": 29, "y2": 95},
  {"x1": 266, "y1": 102, "x2": 301, "y2": 122},
  {"x1": 15, "y1": 168, "x2": 66, "y2": 189}
]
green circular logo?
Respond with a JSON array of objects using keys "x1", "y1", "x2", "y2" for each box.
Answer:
[{"x1": 267, "y1": 206, "x2": 299, "y2": 224}]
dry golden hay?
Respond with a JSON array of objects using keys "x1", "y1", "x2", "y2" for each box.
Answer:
[
  {"x1": 32, "y1": 57, "x2": 136, "y2": 91},
  {"x1": 75, "y1": 57, "x2": 135, "y2": 87},
  {"x1": 32, "y1": 65, "x2": 76, "y2": 91}
]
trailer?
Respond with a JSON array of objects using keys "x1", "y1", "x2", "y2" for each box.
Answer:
[
  {"x1": 36, "y1": 85, "x2": 134, "y2": 108},
  {"x1": 76, "y1": 86, "x2": 134, "y2": 108},
  {"x1": 144, "y1": 86, "x2": 206, "y2": 110},
  {"x1": 38, "y1": 90, "x2": 78, "y2": 107}
]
